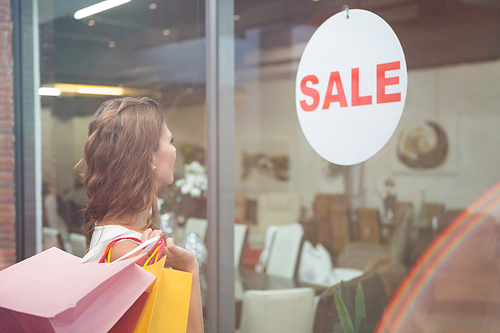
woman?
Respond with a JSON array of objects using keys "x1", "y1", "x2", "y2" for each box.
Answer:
[{"x1": 76, "y1": 97, "x2": 203, "y2": 333}]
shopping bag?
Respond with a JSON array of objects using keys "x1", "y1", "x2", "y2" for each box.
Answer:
[
  {"x1": 109, "y1": 292, "x2": 149, "y2": 333},
  {"x1": 103, "y1": 236, "x2": 165, "y2": 333},
  {"x1": 134, "y1": 256, "x2": 193, "y2": 333},
  {"x1": 107, "y1": 237, "x2": 165, "y2": 333},
  {"x1": 102, "y1": 237, "x2": 192, "y2": 333},
  {"x1": 0, "y1": 247, "x2": 156, "y2": 333}
]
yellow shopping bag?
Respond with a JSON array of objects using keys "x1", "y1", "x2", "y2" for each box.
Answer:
[{"x1": 134, "y1": 256, "x2": 193, "y2": 333}]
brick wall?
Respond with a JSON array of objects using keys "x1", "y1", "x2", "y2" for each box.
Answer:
[{"x1": 0, "y1": 0, "x2": 15, "y2": 270}]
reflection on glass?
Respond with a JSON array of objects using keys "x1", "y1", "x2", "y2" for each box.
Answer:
[
  {"x1": 378, "y1": 182, "x2": 500, "y2": 332},
  {"x1": 233, "y1": 1, "x2": 500, "y2": 332}
]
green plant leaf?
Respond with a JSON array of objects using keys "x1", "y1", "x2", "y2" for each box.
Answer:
[
  {"x1": 354, "y1": 283, "x2": 366, "y2": 333},
  {"x1": 333, "y1": 289, "x2": 356, "y2": 333},
  {"x1": 340, "y1": 280, "x2": 355, "y2": 320}
]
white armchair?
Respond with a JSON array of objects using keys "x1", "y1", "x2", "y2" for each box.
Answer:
[
  {"x1": 266, "y1": 223, "x2": 304, "y2": 279},
  {"x1": 239, "y1": 288, "x2": 315, "y2": 333}
]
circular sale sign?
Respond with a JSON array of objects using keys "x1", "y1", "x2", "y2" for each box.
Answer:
[{"x1": 295, "y1": 9, "x2": 407, "y2": 165}]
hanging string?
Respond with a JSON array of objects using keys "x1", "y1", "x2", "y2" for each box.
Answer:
[{"x1": 342, "y1": 5, "x2": 350, "y2": 19}]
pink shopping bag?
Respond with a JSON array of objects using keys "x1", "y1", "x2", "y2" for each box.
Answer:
[
  {"x1": 109, "y1": 291, "x2": 150, "y2": 333},
  {"x1": 0, "y1": 247, "x2": 156, "y2": 333}
]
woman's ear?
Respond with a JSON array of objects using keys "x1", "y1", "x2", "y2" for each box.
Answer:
[{"x1": 151, "y1": 157, "x2": 156, "y2": 171}]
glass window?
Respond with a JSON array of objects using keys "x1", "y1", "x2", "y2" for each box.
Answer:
[
  {"x1": 36, "y1": 0, "x2": 207, "y2": 253},
  {"x1": 32, "y1": 1, "x2": 213, "y2": 329},
  {"x1": 16, "y1": 0, "x2": 500, "y2": 330},
  {"x1": 233, "y1": 1, "x2": 500, "y2": 332},
  {"x1": 19, "y1": 0, "x2": 232, "y2": 330}
]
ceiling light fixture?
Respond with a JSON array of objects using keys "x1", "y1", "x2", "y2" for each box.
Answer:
[
  {"x1": 74, "y1": 0, "x2": 131, "y2": 20},
  {"x1": 38, "y1": 87, "x2": 61, "y2": 96},
  {"x1": 57, "y1": 83, "x2": 124, "y2": 96},
  {"x1": 38, "y1": 83, "x2": 152, "y2": 97},
  {"x1": 76, "y1": 86, "x2": 124, "y2": 95}
]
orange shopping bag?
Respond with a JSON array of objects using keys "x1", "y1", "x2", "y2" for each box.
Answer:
[
  {"x1": 134, "y1": 256, "x2": 193, "y2": 333},
  {"x1": 100, "y1": 236, "x2": 193, "y2": 333}
]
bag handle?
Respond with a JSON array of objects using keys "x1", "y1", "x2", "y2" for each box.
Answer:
[
  {"x1": 142, "y1": 238, "x2": 165, "y2": 266},
  {"x1": 100, "y1": 237, "x2": 164, "y2": 265},
  {"x1": 99, "y1": 237, "x2": 141, "y2": 263},
  {"x1": 108, "y1": 236, "x2": 162, "y2": 265},
  {"x1": 135, "y1": 238, "x2": 165, "y2": 267}
]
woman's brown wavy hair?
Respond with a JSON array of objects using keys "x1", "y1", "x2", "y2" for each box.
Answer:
[{"x1": 74, "y1": 97, "x2": 165, "y2": 237}]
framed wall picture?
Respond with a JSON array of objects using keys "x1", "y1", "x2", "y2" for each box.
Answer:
[
  {"x1": 240, "y1": 140, "x2": 291, "y2": 192},
  {"x1": 392, "y1": 118, "x2": 458, "y2": 175}
]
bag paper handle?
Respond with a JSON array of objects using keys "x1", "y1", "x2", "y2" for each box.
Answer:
[
  {"x1": 100, "y1": 237, "x2": 141, "y2": 264},
  {"x1": 142, "y1": 238, "x2": 165, "y2": 267},
  {"x1": 133, "y1": 238, "x2": 165, "y2": 267},
  {"x1": 109, "y1": 236, "x2": 161, "y2": 265}
]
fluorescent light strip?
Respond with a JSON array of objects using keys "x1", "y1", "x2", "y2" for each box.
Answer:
[
  {"x1": 39, "y1": 83, "x2": 152, "y2": 97},
  {"x1": 53, "y1": 83, "x2": 125, "y2": 96},
  {"x1": 38, "y1": 87, "x2": 61, "y2": 96},
  {"x1": 74, "y1": 0, "x2": 131, "y2": 20},
  {"x1": 76, "y1": 86, "x2": 124, "y2": 95}
]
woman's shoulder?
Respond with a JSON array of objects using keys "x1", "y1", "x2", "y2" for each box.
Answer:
[{"x1": 83, "y1": 224, "x2": 143, "y2": 263}]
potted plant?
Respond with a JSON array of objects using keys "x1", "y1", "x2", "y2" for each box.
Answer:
[{"x1": 333, "y1": 281, "x2": 382, "y2": 333}]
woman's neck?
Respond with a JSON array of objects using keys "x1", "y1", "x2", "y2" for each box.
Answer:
[{"x1": 99, "y1": 208, "x2": 151, "y2": 232}]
